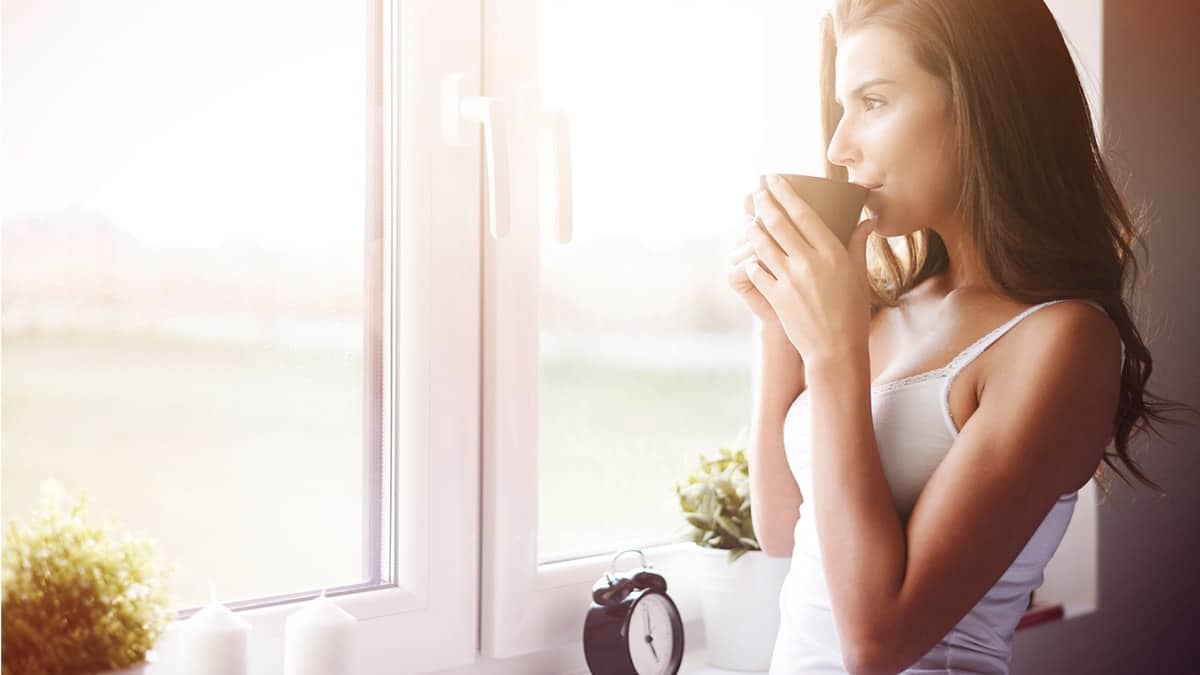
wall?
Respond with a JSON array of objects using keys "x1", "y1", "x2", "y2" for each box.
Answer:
[{"x1": 1011, "y1": 1, "x2": 1200, "y2": 672}]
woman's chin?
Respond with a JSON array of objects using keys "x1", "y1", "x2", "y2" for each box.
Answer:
[
  {"x1": 870, "y1": 214, "x2": 924, "y2": 239},
  {"x1": 869, "y1": 216, "x2": 898, "y2": 237}
]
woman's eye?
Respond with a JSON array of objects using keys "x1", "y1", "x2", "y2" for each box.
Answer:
[{"x1": 863, "y1": 97, "x2": 884, "y2": 112}]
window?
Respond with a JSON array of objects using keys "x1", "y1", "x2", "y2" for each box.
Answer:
[
  {"x1": 3, "y1": 0, "x2": 380, "y2": 610},
  {"x1": 480, "y1": 0, "x2": 835, "y2": 659},
  {"x1": 3, "y1": 0, "x2": 477, "y2": 672}
]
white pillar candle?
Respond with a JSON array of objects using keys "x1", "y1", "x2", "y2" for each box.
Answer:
[
  {"x1": 284, "y1": 589, "x2": 358, "y2": 675},
  {"x1": 178, "y1": 582, "x2": 251, "y2": 675}
]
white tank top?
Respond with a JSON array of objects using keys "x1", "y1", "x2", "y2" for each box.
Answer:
[{"x1": 770, "y1": 298, "x2": 1124, "y2": 675}]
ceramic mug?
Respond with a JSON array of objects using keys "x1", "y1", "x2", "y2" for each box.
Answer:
[{"x1": 758, "y1": 174, "x2": 869, "y2": 247}]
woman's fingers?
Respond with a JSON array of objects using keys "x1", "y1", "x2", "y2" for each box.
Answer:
[
  {"x1": 735, "y1": 212, "x2": 755, "y2": 245},
  {"x1": 729, "y1": 246, "x2": 776, "y2": 280},
  {"x1": 731, "y1": 214, "x2": 780, "y2": 278},
  {"x1": 728, "y1": 241, "x2": 754, "y2": 264}
]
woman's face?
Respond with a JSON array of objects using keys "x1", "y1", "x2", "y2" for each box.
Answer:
[{"x1": 827, "y1": 26, "x2": 960, "y2": 239}]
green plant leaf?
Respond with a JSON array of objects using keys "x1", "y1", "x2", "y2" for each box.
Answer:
[
  {"x1": 744, "y1": 511, "x2": 755, "y2": 537},
  {"x1": 715, "y1": 515, "x2": 740, "y2": 539},
  {"x1": 1, "y1": 480, "x2": 174, "y2": 674},
  {"x1": 684, "y1": 513, "x2": 714, "y2": 531},
  {"x1": 709, "y1": 477, "x2": 738, "y2": 502},
  {"x1": 679, "y1": 444, "x2": 765, "y2": 553},
  {"x1": 679, "y1": 483, "x2": 706, "y2": 501}
]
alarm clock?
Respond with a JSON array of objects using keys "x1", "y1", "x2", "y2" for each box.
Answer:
[{"x1": 583, "y1": 549, "x2": 684, "y2": 675}]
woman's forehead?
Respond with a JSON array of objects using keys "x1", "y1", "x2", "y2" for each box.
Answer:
[
  {"x1": 835, "y1": 26, "x2": 914, "y2": 83},
  {"x1": 835, "y1": 26, "x2": 921, "y2": 96}
]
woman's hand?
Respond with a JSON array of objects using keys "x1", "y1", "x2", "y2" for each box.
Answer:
[
  {"x1": 727, "y1": 193, "x2": 783, "y2": 331},
  {"x1": 743, "y1": 174, "x2": 875, "y2": 364}
]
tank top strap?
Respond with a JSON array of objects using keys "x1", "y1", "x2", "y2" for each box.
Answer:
[{"x1": 943, "y1": 299, "x2": 1079, "y2": 377}]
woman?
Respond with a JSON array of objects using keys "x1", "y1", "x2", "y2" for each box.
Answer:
[{"x1": 726, "y1": 1, "x2": 1195, "y2": 673}]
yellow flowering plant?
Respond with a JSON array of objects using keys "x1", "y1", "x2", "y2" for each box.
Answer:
[{"x1": 1, "y1": 479, "x2": 176, "y2": 675}]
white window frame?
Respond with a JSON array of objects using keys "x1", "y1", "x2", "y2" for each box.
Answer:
[
  {"x1": 146, "y1": 0, "x2": 481, "y2": 671},
  {"x1": 477, "y1": 0, "x2": 780, "y2": 662}
]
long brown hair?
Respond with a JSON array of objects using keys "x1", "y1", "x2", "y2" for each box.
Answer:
[{"x1": 818, "y1": 0, "x2": 1198, "y2": 498}]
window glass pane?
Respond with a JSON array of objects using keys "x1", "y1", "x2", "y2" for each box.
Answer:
[
  {"x1": 1, "y1": 0, "x2": 373, "y2": 608},
  {"x1": 535, "y1": 0, "x2": 785, "y2": 561}
]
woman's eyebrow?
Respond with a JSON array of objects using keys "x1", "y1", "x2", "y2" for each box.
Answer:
[{"x1": 834, "y1": 77, "x2": 896, "y2": 106}]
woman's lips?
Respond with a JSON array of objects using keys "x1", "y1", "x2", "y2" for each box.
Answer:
[{"x1": 858, "y1": 184, "x2": 882, "y2": 214}]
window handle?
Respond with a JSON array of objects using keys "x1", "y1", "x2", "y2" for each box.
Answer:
[
  {"x1": 443, "y1": 73, "x2": 511, "y2": 240},
  {"x1": 517, "y1": 84, "x2": 574, "y2": 244}
]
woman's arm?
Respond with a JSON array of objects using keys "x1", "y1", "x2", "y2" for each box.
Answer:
[
  {"x1": 748, "y1": 303, "x2": 883, "y2": 557},
  {"x1": 747, "y1": 321, "x2": 806, "y2": 557},
  {"x1": 803, "y1": 302, "x2": 1120, "y2": 675}
]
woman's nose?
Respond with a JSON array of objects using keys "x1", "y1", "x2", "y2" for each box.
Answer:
[{"x1": 826, "y1": 118, "x2": 858, "y2": 168}]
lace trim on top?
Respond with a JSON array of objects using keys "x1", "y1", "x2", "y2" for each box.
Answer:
[
  {"x1": 868, "y1": 298, "x2": 1107, "y2": 395},
  {"x1": 870, "y1": 368, "x2": 952, "y2": 394}
]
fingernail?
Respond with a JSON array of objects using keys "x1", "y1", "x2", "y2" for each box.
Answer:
[{"x1": 767, "y1": 174, "x2": 781, "y2": 184}]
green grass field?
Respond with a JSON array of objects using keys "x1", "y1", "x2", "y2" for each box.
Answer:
[
  {"x1": 538, "y1": 355, "x2": 753, "y2": 559},
  {"x1": 2, "y1": 330, "x2": 752, "y2": 609}
]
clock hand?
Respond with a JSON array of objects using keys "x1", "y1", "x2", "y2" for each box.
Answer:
[{"x1": 649, "y1": 639, "x2": 659, "y2": 662}]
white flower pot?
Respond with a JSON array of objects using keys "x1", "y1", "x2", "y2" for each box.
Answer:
[{"x1": 694, "y1": 544, "x2": 792, "y2": 671}]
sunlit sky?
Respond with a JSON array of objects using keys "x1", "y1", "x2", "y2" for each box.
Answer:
[
  {"x1": 536, "y1": 0, "x2": 829, "y2": 249},
  {"x1": 2, "y1": 0, "x2": 838, "y2": 252},
  {"x1": 2, "y1": 0, "x2": 1099, "y2": 254},
  {"x1": 2, "y1": 0, "x2": 366, "y2": 252}
]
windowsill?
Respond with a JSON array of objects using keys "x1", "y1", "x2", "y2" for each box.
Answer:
[{"x1": 675, "y1": 604, "x2": 1066, "y2": 674}]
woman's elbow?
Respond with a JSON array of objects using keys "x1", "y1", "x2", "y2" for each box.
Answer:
[
  {"x1": 842, "y1": 639, "x2": 901, "y2": 675},
  {"x1": 755, "y1": 528, "x2": 795, "y2": 558}
]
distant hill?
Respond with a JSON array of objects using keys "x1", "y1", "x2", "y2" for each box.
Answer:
[
  {"x1": 2, "y1": 209, "x2": 751, "y2": 336},
  {"x1": 1, "y1": 207, "x2": 362, "y2": 334}
]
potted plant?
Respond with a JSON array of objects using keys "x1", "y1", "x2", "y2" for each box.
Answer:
[
  {"x1": 1, "y1": 479, "x2": 175, "y2": 675},
  {"x1": 675, "y1": 443, "x2": 792, "y2": 671}
]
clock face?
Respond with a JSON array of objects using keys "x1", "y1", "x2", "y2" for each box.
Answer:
[{"x1": 627, "y1": 592, "x2": 680, "y2": 675}]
